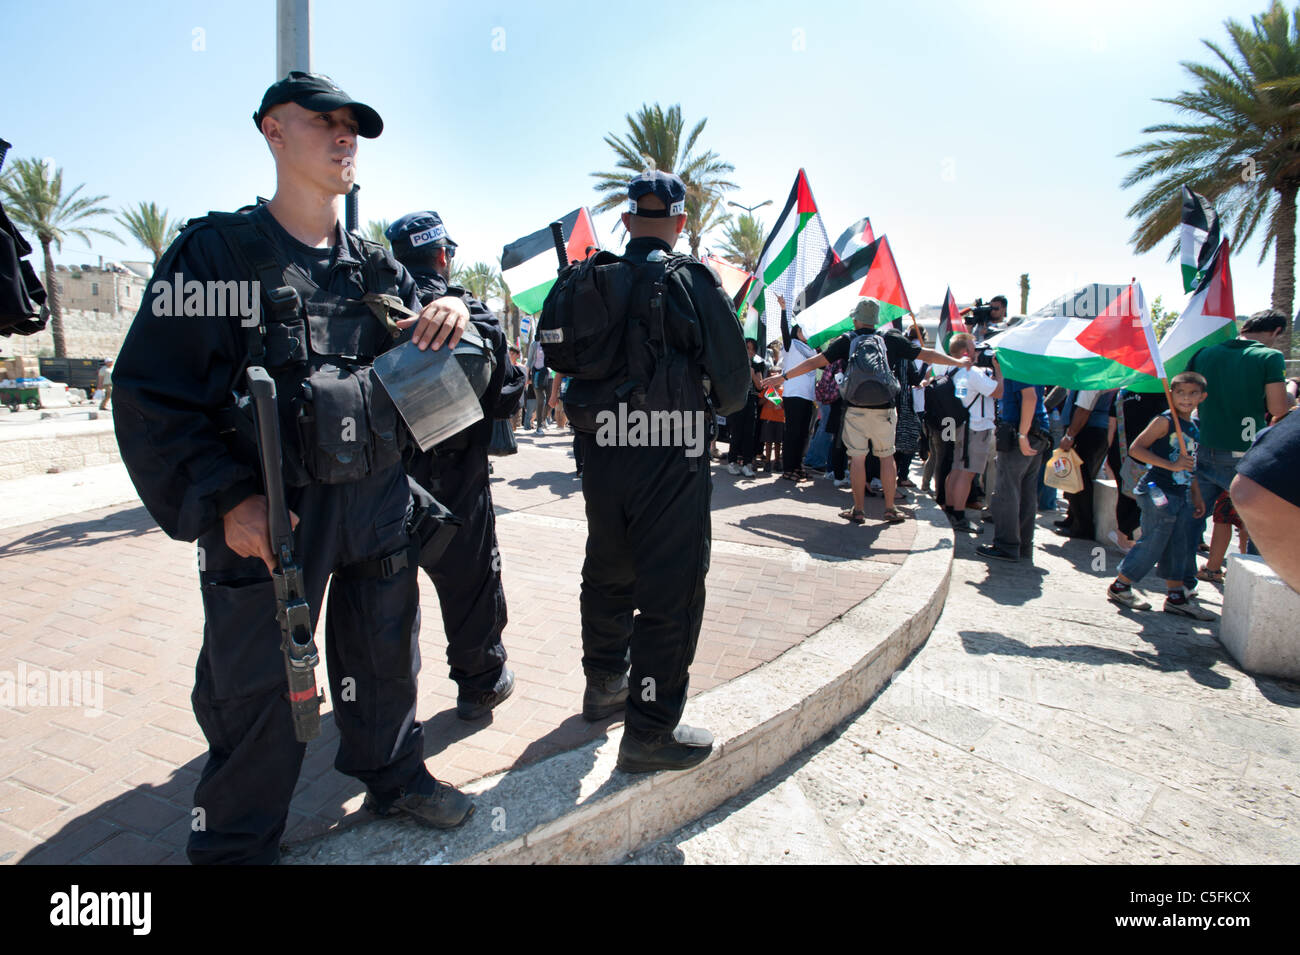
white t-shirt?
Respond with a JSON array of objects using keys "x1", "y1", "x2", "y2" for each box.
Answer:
[
  {"x1": 957, "y1": 367, "x2": 998, "y2": 431},
  {"x1": 911, "y1": 359, "x2": 926, "y2": 415},
  {"x1": 782, "y1": 338, "x2": 817, "y2": 401}
]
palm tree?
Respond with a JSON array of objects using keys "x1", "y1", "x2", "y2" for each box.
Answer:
[
  {"x1": 717, "y1": 213, "x2": 767, "y2": 273},
  {"x1": 365, "y1": 219, "x2": 391, "y2": 251},
  {"x1": 1120, "y1": 1, "x2": 1300, "y2": 354},
  {"x1": 115, "y1": 201, "x2": 179, "y2": 268},
  {"x1": 1019, "y1": 273, "x2": 1030, "y2": 315},
  {"x1": 0, "y1": 158, "x2": 118, "y2": 357},
  {"x1": 459, "y1": 261, "x2": 501, "y2": 303},
  {"x1": 684, "y1": 190, "x2": 729, "y2": 259},
  {"x1": 589, "y1": 103, "x2": 737, "y2": 224},
  {"x1": 496, "y1": 254, "x2": 521, "y2": 343}
]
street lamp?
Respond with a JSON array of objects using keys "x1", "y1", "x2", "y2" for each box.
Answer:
[{"x1": 727, "y1": 199, "x2": 772, "y2": 216}]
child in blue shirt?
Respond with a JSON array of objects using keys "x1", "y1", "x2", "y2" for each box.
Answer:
[{"x1": 1106, "y1": 372, "x2": 1214, "y2": 620}]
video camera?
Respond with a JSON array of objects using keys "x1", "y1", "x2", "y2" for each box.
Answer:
[
  {"x1": 968, "y1": 298, "x2": 996, "y2": 328},
  {"x1": 974, "y1": 342, "x2": 997, "y2": 370}
]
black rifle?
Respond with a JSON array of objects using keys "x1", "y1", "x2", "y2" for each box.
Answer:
[{"x1": 246, "y1": 366, "x2": 323, "y2": 742}]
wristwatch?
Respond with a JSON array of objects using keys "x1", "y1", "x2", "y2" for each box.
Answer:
[{"x1": 782, "y1": 372, "x2": 788, "y2": 380}]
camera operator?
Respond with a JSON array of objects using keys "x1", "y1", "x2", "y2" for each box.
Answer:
[{"x1": 962, "y1": 295, "x2": 1008, "y2": 341}]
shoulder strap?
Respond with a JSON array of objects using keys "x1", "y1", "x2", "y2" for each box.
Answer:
[{"x1": 201, "y1": 210, "x2": 301, "y2": 364}]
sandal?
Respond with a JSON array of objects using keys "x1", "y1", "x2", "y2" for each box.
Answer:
[
  {"x1": 882, "y1": 507, "x2": 907, "y2": 524},
  {"x1": 1196, "y1": 567, "x2": 1225, "y2": 583},
  {"x1": 839, "y1": 507, "x2": 867, "y2": 524},
  {"x1": 780, "y1": 472, "x2": 801, "y2": 482}
]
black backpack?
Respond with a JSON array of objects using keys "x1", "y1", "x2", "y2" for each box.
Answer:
[
  {"x1": 537, "y1": 249, "x2": 708, "y2": 430},
  {"x1": 0, "y1": 201, "x2": 47, "y2": 337},
  {"x1": 840, "y1": 331, "x2": 899, "y2": 407}
]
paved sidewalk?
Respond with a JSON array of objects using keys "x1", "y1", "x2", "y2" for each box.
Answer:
[
  {"x1": 0, "y1": 429, "x2": 912, "y2": 864},
  {"x1": 632, "y1": 515, "x2": 1300, "y2": 864}
]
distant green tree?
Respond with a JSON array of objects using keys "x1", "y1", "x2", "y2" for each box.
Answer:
[
  {"x1": 1121, "y1": 1, "x2": 1300, "y2": 356},
  {"x1": 0, "y1": 158, "x2": 118, "y2": 357},
  {"x1": 116, "y1": 201, "x2": 179, "y2": 268},
  {"x1": 459, "y1": 261, "x2": 501, "y2": 302},
  {"x1": 1151, "y1": 294, "x2": 1181, "y2": 339},
  {"x1": 590, "y1": 103, "x2": 737, "y2": 234},
  {"x1": 718, "y1": 213, "x2": 767, "y2": 273},
  {"x1": 365, "y1": 219, "x2": 391, "y2": 251}
]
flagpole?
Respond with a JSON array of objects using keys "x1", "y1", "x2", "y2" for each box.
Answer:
[{"x1": 1159, "y1": 377, "x2": 1189, "y2": 457}]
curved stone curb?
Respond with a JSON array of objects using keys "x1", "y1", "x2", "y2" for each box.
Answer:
[{"x1": 285, "y1": 497, "x2": 955, "y2": 865}]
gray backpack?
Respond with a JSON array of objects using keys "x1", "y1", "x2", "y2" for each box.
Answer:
[{"x1": 840, "y1": 331, "x2": 900, "y2": 407}]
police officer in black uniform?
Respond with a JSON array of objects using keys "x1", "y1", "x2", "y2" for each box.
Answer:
[
  {"x1": 384, "y1": 211, "x2": 524, "y2": 719},
  {"x1": 112, "y1": 72, "x2": 477, "y2": 864},
  {"x1": 566, "y1": 171, "x2": 749, "y2": 772}
]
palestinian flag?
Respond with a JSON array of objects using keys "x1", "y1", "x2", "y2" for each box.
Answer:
[
  {"x1": 993, "y1": 282, "x2": 1165, "y2": 389},
  {"x1": 786, "y1": 240, "x2": 880, "y2": 348},
  {"x1": 500, "y1": 208, "x2": 600, "y2": 316},
  {"x1": 823, "y1": 216, "x2": 874, "y2": 271},
  {"x1": 741, "y1": 169, "x2": 830, "y2": 342},
  {"x1": 858, "y1": 236, "x2": 913, "y2": 329},
  {"x1": 703, "y1": 254, "x2": 754, "y2": 301},
  {"x1": 1130, "y1": 237, "x2": 1237, "y2": 393},
  {"x1": 937, "y1": 287, "x2": 968, "y2": 349},
  {"x1": 1180, "y1": 186, "x2": 1221, "y2": 293}
]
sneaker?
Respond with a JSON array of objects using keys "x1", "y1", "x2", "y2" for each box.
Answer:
[
  {"x1": 833, "y1": 477, "x2": 850, "y2": 488},
  {"x1": 617, "y1": 724, "x2": 714, "y2": 773},
  {"x1": 1107, "y1": 585, "x2": 1151, "y2": 611},
  {"x1": 823, "y1": 470, "x2": 835, "y2": 480},
  {"x1": 951, "y1": 518, "x2": 979, "y2": 533},
  {"x1": 364, "y1": 776, "x2": 474, "y2": 829},
  {"x1": 976, "y1": 545, "x2": 1018, "y2": 562},
  {"x1": 456, "y1": 668, "x2": 515, "y2": 721},
  {"x1": 1164, "y1": 595, "x2": 1216, "y2": 620},
  {"x1": 727, "y1": 462, "x2": 741, "y2": 475},
  {"x1": 534, "y1": 428, "x2": 544, "y2": 437},
  {"x1": 870, "y1": 478, "x2": 883, "y2": 492},
  {"x1": 582, "y1": 669, "x2": 629, "y2": 722},
  {"x1": 741, "y1": 464, "x2": 755, "y2": 478}
]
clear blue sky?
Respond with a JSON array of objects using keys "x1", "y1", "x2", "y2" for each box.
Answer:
[{"x1": 2, "y1": 0, "x2": 1282, "y2": 314}]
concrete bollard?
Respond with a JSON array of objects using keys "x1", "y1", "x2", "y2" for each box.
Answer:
[
  {"x1": 1220, "y1": 554, "x2": 1300, "y2": 681},
  {"x1": 1094, "y1": 478, "x2": 1119, "y2": 548}
]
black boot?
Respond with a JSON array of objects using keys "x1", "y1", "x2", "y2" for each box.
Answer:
[
  {"x1": 582, "y1": 669, "x2": 628, "y2": 722},
  {"x1": 617, "y1": 724, "x2": 713, "y2": 773}
]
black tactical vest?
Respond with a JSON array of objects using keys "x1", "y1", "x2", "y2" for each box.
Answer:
[{"x1": 197, "y1": 209, "x2": 407, "y2": 487}]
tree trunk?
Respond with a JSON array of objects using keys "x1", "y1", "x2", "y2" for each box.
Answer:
[
  {"x1": 42, "y1": 239, "x2": 65, "y2": 358},
  {"x1": 689, "y1": 230, "x2": 700, "y2": 260},
  {"x1": 1019, "y1": 273, "x2": 1030, "y2": 315},
  {"x1": 1270, "y1": 179, "x2": 1297, "y2": 359}
]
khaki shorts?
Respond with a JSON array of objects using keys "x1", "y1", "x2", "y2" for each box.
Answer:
[
  {"x1": 953, "y1": 425, "x2": 994, "y2": 475},
  {"x1": 842, "y1": 406, "x2": 897, "y2": 457}
]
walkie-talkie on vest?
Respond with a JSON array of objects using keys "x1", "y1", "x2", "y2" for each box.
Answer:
[{"x1": 246, "y1": 366, "x2": 323, "y2": 742}]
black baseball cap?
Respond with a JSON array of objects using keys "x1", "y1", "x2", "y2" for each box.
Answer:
[
  {"x1": 385, "y1": 211, "x2": 458, "y2": 260},
  {"x1": 628, "y1": 170, "x2": 687, "y2": 217},
  {"x1": 253, "y1": 71, "x2": 383, "y2": 138}
]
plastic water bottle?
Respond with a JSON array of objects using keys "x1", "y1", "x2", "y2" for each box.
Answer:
[
  {"x1": 953, "y1": 369, "x2": 968, "y2": 400},
  {"x1": 1145, "y1": 481, "x2": 1168, "y2": 508}
]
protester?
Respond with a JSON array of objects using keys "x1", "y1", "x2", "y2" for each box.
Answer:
[
  {"x1": 893, "y1": 325, "x2": 927, "y2": 488},
  {"x1": 1054, "y1": 389, "x2": 1118, "y2": 539},
  {"x1": 977, "y1": 376, "x2": 1051, "y2": 562},
  {"x1": 758, "y1": 380, "x2": 784, "y2": 471},
  {"x1": 525, "y1": 338, "x2": 552, "y2": 434},
  {"x1": 763, "y1": 298, "x2": 968, "y2": 525},
  {"x1": 1187, "y1": 309, "x2": 1292, "y2": 546},
  {"x1": 1105, "y1": 372, "x2": 1214, "y2": 619},
  {"x1": 1232, "y1": 403, "x2": 1300, "y2": 593},
  {"x1": 1108, "y1": 388, "x2": 1167, "y2": 551},
  {"x1": 727, "y1": 338, "x2": 764, "y2": 477},
  {"x1": 508, "y1": 344, "x2": 525, "y2": 432},
  {"x1": 779, "y1": 300, "x2": 818, "y2": 482},
  {"x1": 941, "y1": 333, "x2": 1003, "y2": 532}
]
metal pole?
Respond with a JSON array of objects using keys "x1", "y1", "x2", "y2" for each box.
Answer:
[
  {"x1": 727, "y1": 199, "x2": 772, "y2": 217},
  {"x1": 276, "y1": 0, "x2": 311, "y2": 77}
]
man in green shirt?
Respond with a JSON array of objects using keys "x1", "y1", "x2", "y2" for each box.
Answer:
[{"x1": 1188, "y1": 309, "x2": 1293, "y2": 555}]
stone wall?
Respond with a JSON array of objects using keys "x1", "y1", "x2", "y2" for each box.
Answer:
[{"x1": 1, "y1": 308, "x2": 134, "y2": 361}]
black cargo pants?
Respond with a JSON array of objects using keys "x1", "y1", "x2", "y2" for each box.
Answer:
[
  {"x1": 408, "y1": 442, "x2": 508, "y2": 696},
  {"x1": 189, "y1": 463, "x2": 426, "y2": 865},
  {"x1": 577, "y1": 434, "x2": 711, "y2": 740}
]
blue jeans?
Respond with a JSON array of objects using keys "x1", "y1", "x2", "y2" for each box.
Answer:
[{"x1": 1118, "y1": 489, "x2": 1194, "y2": 586}]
